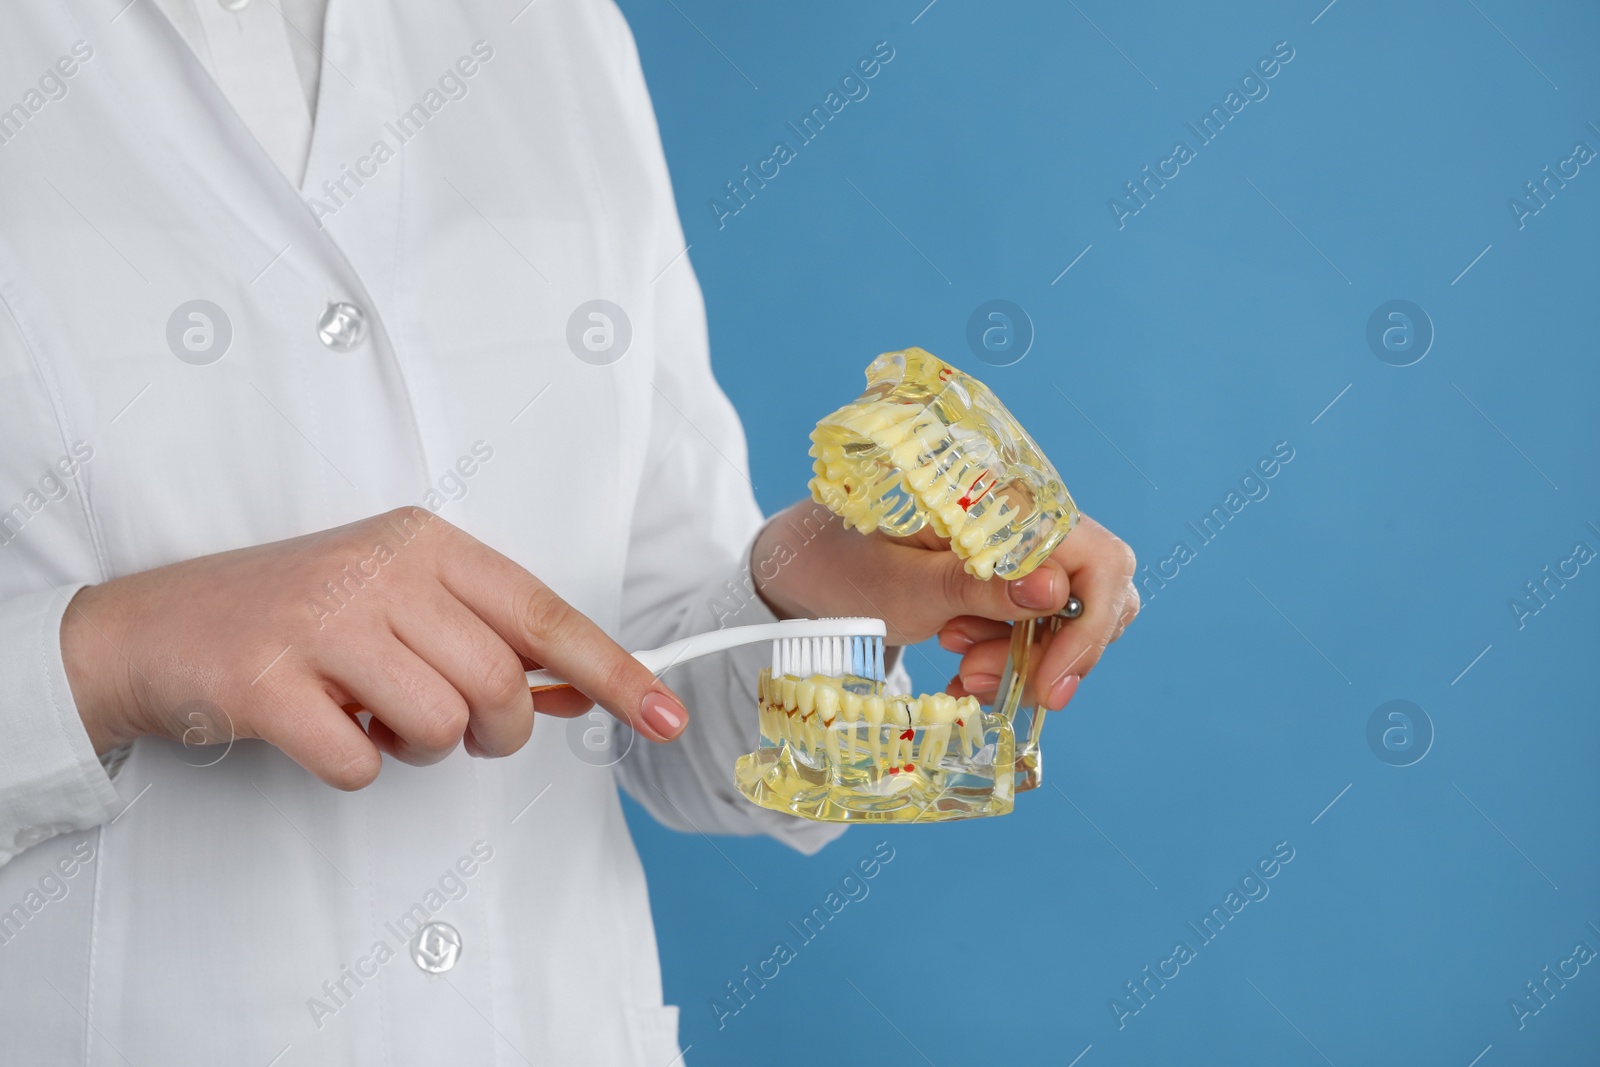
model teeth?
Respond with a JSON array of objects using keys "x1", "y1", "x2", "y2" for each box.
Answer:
[
  {"x1": 809, "y1": 398, "x2": 1039, "y2": 578},
  {"x1": 757, "y1": 669, "x2": 985, "y2": 782},
  {"x1": 808, "y1": 350, "x2": 1079, "y2": 581}
]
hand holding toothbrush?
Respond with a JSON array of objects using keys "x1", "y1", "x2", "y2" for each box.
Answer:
[{"x1": 60, "y1": 508, "x2": 695, "y2": 790}]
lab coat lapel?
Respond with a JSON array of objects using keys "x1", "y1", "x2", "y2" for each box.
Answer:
[{"x1": 85, "y1": 0, "x2": 431, "y2": 505}]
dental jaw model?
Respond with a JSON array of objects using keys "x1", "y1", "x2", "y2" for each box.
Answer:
[
  {"x1": 734, "y1": 347, "x2": 1079, "y2": 823},
  {"x1": 734, "y1": 635, "x2": 1015, "y2": 822}
]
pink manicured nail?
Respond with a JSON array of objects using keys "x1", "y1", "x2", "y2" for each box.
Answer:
[
  {"x1": 640, "y1": 692, "x2": 686, "y2": 739},
  {"x1": 1048, "y1": 673, "x2": 1081, "y2": 709},
  {"x1": 1009, "y1": 570, "x2": 1059, "y2": 610},
  {"x1": 963, "y1": 672, "x2": 1001, "y2": 692}
]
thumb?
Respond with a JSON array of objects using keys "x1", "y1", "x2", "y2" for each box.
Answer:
[{"x1": 915, "y1": 548, "x2": 1071, "y2": 623}]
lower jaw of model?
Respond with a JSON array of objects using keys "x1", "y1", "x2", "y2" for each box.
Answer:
[{"x1": 734, "y1": 670, "x2": 1015, "y2": 823}]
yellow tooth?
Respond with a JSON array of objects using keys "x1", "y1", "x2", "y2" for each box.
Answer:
[
  {"x1": 957, "y1": 696, "x2": 982, "y2": 754},
  {"x1": 796, "y1": 679, "x2": 815, "y2": 717},
  {"x1": 816, "y1": 686, "x2": 841, "y2": 765},
  {"x1": 841, "y1": 689, "x2": 862, "y2": 719},
  {"x1": 912, "y1": 421, "x2": 946, "y2": 450},
  {"x1": 757, "y1": 672, "x2": 775, "y2": 743},
  {"x1": 889, "y1": 441, "x2": 924, "y2": 471},
  {"x1": 905, "y1": 463, "x2": 940, "y2": 493},
  {"x1": 954, "y1": 504, "x2": 1005, "y2": 551},
  {"x1": 873, "y1": 409, "x2": 928, "y2": 447},
  {"x1": 966, "y1": 544, "x2": 1001, "y2": 575},
  {"x1": 919, "y1": 694, "x2": 955, "y2": 768},
  {"x1": 842, "y1": 401, "x2": 914, "y2": 437},
  {"x1": 923, "y1": 472, "x2": 959, "y2": 507},
  {"x1": 840, "y1": 691, "x2": 862, "y2": 761},
  {"x1": 937, "y1": 504, "x2": 969, "y2": 537},
  {"x1": 863, "y1": 695, "x2": 885, "y2": 766},
  {"x1": 771, "y1": 681, "x2": 790, "y2": 748},
  {"x1": 968, "y1": 526, "x2": 1028, "y2": 577},
  {"x1": 886, "y1": 698, "x2": 913, "y2": 768}
]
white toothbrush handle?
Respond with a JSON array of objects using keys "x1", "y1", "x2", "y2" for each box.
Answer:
[{"x1": 524, "y1": 617, "x2": 885, "y2": 691}]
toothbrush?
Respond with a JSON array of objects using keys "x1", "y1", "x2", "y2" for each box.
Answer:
[{"x1": 524, "y1": 617, "x2": 886, "y2": 692}]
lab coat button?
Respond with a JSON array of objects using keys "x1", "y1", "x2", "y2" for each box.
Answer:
[
  {"x1": 13, "y1": 824, "x2": 70, "y2": 850},
  {"x1": 410, "y1": 921, "x2": 462, "y2": 973},
  {"x1": 317, "y1": 302, "x2": 368, "y2": 351}
]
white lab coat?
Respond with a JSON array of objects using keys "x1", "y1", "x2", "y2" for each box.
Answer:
[{"x1": 0, "y1": 2, "x2": 874, "y2": 1062}]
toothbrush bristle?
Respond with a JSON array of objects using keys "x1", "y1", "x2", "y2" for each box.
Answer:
[{"x1": 767, "y1": 629, "x2": 885, "y2": 684}]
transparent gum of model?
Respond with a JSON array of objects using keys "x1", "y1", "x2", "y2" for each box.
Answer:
[{"x1": 734, "y1": 347, "x2": 1080, "y2": 823}]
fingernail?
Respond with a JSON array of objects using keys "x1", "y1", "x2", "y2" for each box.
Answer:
[
  {"x1": 1048, "y1": 673, "x2": 1081, "y2": 709},
  {"x1": 938, "y1": 630, "x2": 976, "y2": 653},
  {"x1": 1009, "y1": 570, "x2": 1058, "y2": 610},
  {"x1": 640, "y1": 692, "x2": 686, "y2": 740},
  {"x1": 962, "y1": 672, "x2": 1001, "y2": 692}
]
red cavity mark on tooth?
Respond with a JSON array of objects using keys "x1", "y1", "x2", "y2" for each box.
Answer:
[
  {"x1": 899, "y1": 728, "x2": 915, "y2": 741},
  {"x1": 903, "y1": 763, "x2": 915, "y2": 773},
  {"x1": 955, "y1": 718, "x2": 964, "y2": 727},
  {"x1": 887, "y1": 766, "x2": 900, "y2": 775},
  {"x1": 958, "y1": 472, "x2": 994, "y2": 512}
]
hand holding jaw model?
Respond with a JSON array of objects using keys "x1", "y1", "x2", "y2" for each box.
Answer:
[{"x1": 737, "y1": 348, "x2": 1142, "y2": 822}]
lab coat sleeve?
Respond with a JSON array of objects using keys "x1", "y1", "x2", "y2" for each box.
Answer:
[
  {"x1": 608, "y1": 242, "x2": 846, "y2": 855},
  {"x1": 0, "y1": 583, "x2": 123, "y2": 867},
  {"x1": 602, "y1": 2, "x2": 912, "y2": 853}
]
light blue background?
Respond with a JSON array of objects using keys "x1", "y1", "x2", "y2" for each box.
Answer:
[{"x1": 614, "y1": 1, "x2": 1600, "y2": 1063}]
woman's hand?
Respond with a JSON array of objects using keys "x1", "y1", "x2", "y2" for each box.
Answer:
[
  {"x1": 752, "y1": 501, "x2": 1139, "y2": 710},
  {"x1": 60, "y1": 508, "x2": 689, "y2": 789}
]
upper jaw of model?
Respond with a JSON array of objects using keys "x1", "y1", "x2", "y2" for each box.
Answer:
[{"x1": 808, "y1": 347, "x2": 1078, "y2": 579}]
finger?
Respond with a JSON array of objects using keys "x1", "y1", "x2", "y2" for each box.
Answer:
[
  {"x1": 937, "y1": 615, "x2": 1011, "y2": 653},
  {"x1": 1109, "y1": 581, "x2": 1142, "y2": 643},
  {"x1": 908, "y1": 545, "x2": 1070, "y2": 628},
  {"x1": 1033, "y1": 540, "x2": 1139, "y2": 711},
  {"x1": 531, "y1": 687, "x2": 596, "y2": 718},
  {"x1": 329, "y1": 635, "x2": 469, "y2": 766},
  {"x1": 953, "y1": 637, "x2": 1011, "y2": 698},
  {"x1": 956, "y1": 635, "x2": 1067, "y2": 705},
  {"x1": 441, "y1": 538, "x2": 687, "y2": 742},
  {"x1": 392, "y1": 593, "x2": 534, "y2": 758},
  {"x1": 251, "y1": 678, "x2": 383, "y2": 791},
  {"x1": 514, "y1": 652, "x2": 596, "y2": 716}
]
